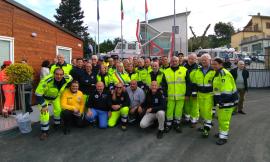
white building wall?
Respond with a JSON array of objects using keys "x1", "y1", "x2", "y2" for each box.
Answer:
[{"x1": 148, "y1": 14, "x2": 188, "y2": 55}]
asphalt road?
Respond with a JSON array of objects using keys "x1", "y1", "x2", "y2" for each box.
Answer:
[{"x1": 0, "y1": 89, "x2": 270, "y2": 162}]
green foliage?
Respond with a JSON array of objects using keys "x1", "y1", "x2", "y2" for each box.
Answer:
[
  {"x1": 188, "y1": 22, "x2": 235, "y2": 51},
  {"x1": 54, "y1": 0, "x2": 91, "y2": 57},
  {"x1": 5, "y1": 63, "x2": 34, "y2": 84},
  {"x1": 99, "y1": 37, "x2": 125, "y2": 53},
  {"x1": 54, "y1": 0, "x2": 88, "y2": 37},
  {"x1": 100, "y1": 39, "x2": 114, "y2": 53}
]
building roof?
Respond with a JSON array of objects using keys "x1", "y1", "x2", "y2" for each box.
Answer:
[
  {"x1": 248, "y1": 14, "x2": 270, "y2": 19},
  {"x1": 5, "y1": 0, "x2": 83, "y2": 41},
  {"x1": 141, "y1": 11, "x2": 190, "y2": 23}
]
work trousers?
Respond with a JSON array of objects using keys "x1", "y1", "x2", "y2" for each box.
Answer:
[{"x1": 140, "y1": 110, "x2": 165, "y2": 130}]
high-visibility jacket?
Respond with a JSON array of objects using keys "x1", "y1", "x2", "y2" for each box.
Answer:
[
  {"x1": 108, "y1": 66, "x2": 116, "y2": 76},
  {"x1": 193, "y1": 67, "x2": 216, "y2": 94},
  {"x1": 183, "y1": 63, "x2": 199, "y2": 96},
  {"x1": 213, "y1": 68, "x2": 238, "y2": 108},
  {"x1": 145, "y1": 70, "x2": 164, "y2": 87},
  {"x1": 35, "y1": 74, "x2": 72, "y2": 107},
  {"x1": 50, "y1": 62, "x2": 73, "y2": 75},
  {"x1": 111, "y1": 71, "x2": 131, "y2": 87},
  {"x1": 135, "y1": 67, "x2": 150, "y2": 83},
  {"x1": 160, "y1": 64, "x2": 170, "y2": 73},
  {"x1": 128, "y1": 71, "x2": 137, "y2": 81},
  {"x1": 163, "y1": 66, "x2": 189, "y2": 100},
  {"x1": 97, "y1": 73, "x2": 113, "y2": 88}
]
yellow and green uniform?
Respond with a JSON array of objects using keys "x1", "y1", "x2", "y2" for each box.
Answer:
[
  {"x1": 35, "y1": 74, "x2": 72, "y2": 132},
  {"x1": 160, "y1": 64, "x2": 170, "y2": 73},
  {"x1": 145, "y1": 70, "x2": 164, "y2": 87},
  {"x1": 108, "y1": 92, "x2": 130, "y2": 127},
  {"x1": 183, "y1": 63, "x2": 199, "y2": 124},
  {"x1": 193, "y1": 66, "x2": 216, "y2": 130},
  {"x1": 97, "y1": 73, "x2": 114, "y2": 90},
  {"x1": 162, "y1": 66, "x2": 190, "y2": 127},
  {"x1": 108, "y1": 66, "x2": 116, "y2": 76},
  {"x1": 128, "y1": 71, "x2": 137, "y2": 81},
  {"x1": 111, "y1": 70, "x2": 131, "y2": 87},
  {"x1": 50, "y1": 62, "x2": 73, "y2": 75},
  {"x1": 135, "y1": 67, "x2": 151, "y2": 90},
  {"x1": 213, "y1": 68, "x2": 238, "y2": 139}
]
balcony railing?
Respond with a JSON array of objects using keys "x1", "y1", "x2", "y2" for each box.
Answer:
[{"x1": 241, "y1": 34, "x2": 270, "y2": 44}]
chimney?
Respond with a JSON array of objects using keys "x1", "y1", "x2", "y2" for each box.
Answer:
[{"x1": 257, "y1": 12, "x2": 261, "y2": 16}]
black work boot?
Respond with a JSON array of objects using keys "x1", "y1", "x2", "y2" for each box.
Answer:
[
  {"x1": 174, "y1": 124, "x2": 182, "y2": 133},
  {"x1": 164, "y1": 125, "x2": 172, "y2": 133},
  {"x1": 157, "y1": 130, "x2": 164, "y2": 139},
  {"x1": 63, "y1": 127, "x2": 70, "y2": 135},
  {"x1": 216, "y1": 138, "x2": 227, "y2": 145}
]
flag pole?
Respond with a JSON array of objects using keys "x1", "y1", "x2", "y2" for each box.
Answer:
[
  {"x1": 97, "y1": 0, "x2": 100, "y2": 55},
  {"x1": 98, "y1": 20, "x2": 100, "y2": 54},
  {"x1": 121, "y1": 0, "x2": 124, "y2": 60},
  {"x1": 145, "y1": 0, "x2": 148, "y2": 58},
  {"x1": 121, "y1": 17, "x2": 123, "y2": 60},
  {"x1": 173, "y1": 0, "x2": 176, "y2": 55}
]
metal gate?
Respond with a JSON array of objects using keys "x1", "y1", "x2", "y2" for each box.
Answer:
[{"x1": 245, "y1": 53, "x2": 270, "y2": 88}]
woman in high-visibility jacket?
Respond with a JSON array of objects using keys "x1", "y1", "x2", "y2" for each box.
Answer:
[
  {"x1": 0, "y1": 61, "x2": 15, "y2": 118},
  {"x1": 212, "y1": 58, "x2": 238, "y2": 145},
  {"x1": 97, "y1": 64, "x2": 114, "y2": 91}
]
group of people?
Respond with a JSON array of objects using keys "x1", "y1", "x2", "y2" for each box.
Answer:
[{"x1": 5, "y1": 51, "x2": 248, "y2": 145}]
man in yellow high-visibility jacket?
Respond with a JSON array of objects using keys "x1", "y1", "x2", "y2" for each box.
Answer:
[
  {"x1": 50, "y1": 54, "x2": 73, "y2": 75},
  {"x1": 161, "y1": 56, "x2": 191, "y2": 133},
  {"x1": 36, "y1": 68, "x2": 72, "y2": 140}
]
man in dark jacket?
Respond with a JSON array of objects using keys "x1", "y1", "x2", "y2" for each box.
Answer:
[
  {"x1": 230, "y1": 61, "x2": 249, "y2": 114},
  {"x1": 140, "y1": 81, "x2": 166, "y2": 139},
  {"x1": 85, "y1": 82, "x2": 111, "y2": 128}
]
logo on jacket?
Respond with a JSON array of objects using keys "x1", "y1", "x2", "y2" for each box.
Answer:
[
  {"x1": 154, "y1": 98, "x2": 159, "y2": 103},
  {"x1": 95, "y1": 94, "x2": 99, "y2": 99}
]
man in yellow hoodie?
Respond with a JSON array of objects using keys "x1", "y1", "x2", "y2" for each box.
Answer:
[{"x1": 60, "y1": 80, "x2": 85, "y2": 134}]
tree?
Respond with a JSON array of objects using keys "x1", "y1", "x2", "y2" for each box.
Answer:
[
  {"x1": 54, "y1": 0, "x2": 88, "y2": 37},
  {"x1": 113, "y1": 37, "x2": 122, "y2": 47},
  {"x1": 54, "y1": 0, "x2": 91, "y2": 57},
  {"x1": 99, "y1": 39, "x2": 115, "y2": 53},
  {"x1": 214, "y1": 22, "x2": 235, "y2": 47}
]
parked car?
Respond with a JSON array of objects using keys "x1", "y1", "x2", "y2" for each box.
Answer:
[{"x1": 243, "y1": 55, "x2": 252, "y2": 65}]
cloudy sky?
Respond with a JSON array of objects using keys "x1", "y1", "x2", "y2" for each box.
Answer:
[{"x1": 15, "y1": 0, "x2": 270, "y2": 43}]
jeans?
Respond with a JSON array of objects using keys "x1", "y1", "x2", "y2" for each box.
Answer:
[{"x1": 85, "y1": 108, "x2": 108, "y2": 128}]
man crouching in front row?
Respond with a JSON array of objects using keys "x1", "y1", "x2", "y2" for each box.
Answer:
[{"x1": 140, "y1": 81, "x2": 166, "y2": 139}]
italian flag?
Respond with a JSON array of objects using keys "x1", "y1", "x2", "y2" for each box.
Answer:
[{"x1": 121, "y1": 0, "x2": 124, "y2": 20}]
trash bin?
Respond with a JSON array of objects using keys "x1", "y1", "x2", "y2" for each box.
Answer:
[{"x1": 16, "y1": 113, "x2": 32, "y2": 134}]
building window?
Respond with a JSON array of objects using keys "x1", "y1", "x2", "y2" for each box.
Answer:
[
  {"x1": 56, "y1": 46, "x2": 72, "y2": 64},
  {"x1": 0, "y1": 36, "x2": 14, "y2": 66},
  {"x1": 266, "y1": 22, "x2": 270, "y2": 29},
  {"x1": 252, "y1": 43, "x2": 262, "y2": 55},
  {"x1": 242, "y1": 47, "x2": 248, "y2": 52},
  {"x1": 254, "y1": 24, "x2": 259, "y2": 31},
  {"x1": 172, "y1": 26, "x2": 179, "y2": 34}
]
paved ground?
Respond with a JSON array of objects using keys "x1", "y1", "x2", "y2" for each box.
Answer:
[{"x1": 0, "y1": 89, "x2": 270, "y2": 162}]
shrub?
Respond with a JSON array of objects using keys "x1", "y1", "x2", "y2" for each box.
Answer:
[{"x1": 5, "y1": 63, "x2": 34, "y2": 84}]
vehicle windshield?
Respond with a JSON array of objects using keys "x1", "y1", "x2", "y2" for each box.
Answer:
[
  {"x1": 116, "y1": 43, "x2": 126, "y2": 49},
  {"x1": 219, "y1": 51, "x2": 233, "y2": 58}
]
